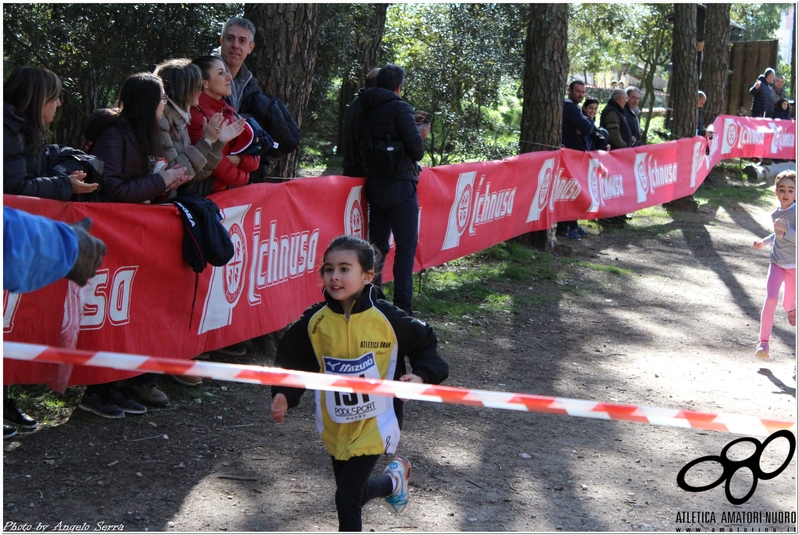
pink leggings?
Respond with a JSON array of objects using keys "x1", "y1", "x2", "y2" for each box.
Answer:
[{"x1": 759, "y1": 264, "x2": 797, "y2": 342}]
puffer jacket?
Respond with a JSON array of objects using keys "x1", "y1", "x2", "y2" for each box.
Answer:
[
  {"x1": 187, "y1": 92, "x2": 259, "y2": 194},
  {"x1": 599, "y1": 98, "x2": 632, "y2": 150},
  {"x1": 3, "y1": 103, "x2": 72, "y2": 200},
  {"x1": 84, "y1": 108, "x2": 166, "y2": 203},
  {"x1": 160, "y1": 101, "x2": 225, "y2": 197},
  {"x1": 750, "y1": 75, "x2": 773, "y2": 118},
  {"x1": 353, "y1": 87, "x2": 425, "y2": 183}
]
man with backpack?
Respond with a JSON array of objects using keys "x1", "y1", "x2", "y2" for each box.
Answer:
[{"x1": 353, "y1": 64, "x2": 430, "y2": 316}]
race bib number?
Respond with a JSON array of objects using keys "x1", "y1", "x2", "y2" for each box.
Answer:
[{"x1": 323, "y1": 352, "x2": 389, "y2": 424}]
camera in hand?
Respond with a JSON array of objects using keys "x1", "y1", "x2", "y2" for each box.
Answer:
[{"x1": 415, "y1": 111, "x2": 431, "y2": 125}]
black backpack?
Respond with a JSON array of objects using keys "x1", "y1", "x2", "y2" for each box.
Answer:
[
  {"x1": 173, "y1": 192, "x2": 235, "y2": 328},
  {"x1": 243, "y1": 91, "x2": 301, "y2": 157},
  {"x1": 44, "y1": 144, "x2": 105, "y2": 202},
  {"x1": 173, "y1": 192, "x2": 234, "y2": 273}
]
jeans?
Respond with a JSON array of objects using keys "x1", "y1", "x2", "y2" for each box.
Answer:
[{"x1": 366, "y1": 179, "x2": 419, "y2": 315}]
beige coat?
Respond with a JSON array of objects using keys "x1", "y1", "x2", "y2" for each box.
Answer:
[{"x1": 159, "y1": 101, "x2": 224, "y2": 196}]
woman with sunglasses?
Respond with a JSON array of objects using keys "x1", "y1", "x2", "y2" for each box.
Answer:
[
  {"x1": 154, "y1": 59, "x2": 245, "y2": 197},
  {"x1": 187, "y1": 56, "x2": 259, "y2": 194}
]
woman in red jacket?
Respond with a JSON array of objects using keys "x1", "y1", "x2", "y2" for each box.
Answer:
[{"x1": 187, "y1": 56, "x2": 259, "y2": 194}]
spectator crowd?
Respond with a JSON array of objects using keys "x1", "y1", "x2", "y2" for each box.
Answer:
[
  {"x1": 4, "y1": 16, "x2": 430, "y2": 434},
  {"x1": 3, "y1": 12, "x2": 794, "y2": 434}
]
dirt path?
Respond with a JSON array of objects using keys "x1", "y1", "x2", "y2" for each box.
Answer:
[{"x1": 3, "y1": 177, "x2": 797, "y2": 533}]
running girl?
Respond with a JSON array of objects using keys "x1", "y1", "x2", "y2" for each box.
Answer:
[
  {"x1": 270, "y1": 235, "x2": 449, "y2": 531},
  {"x1": 753, "y1": 170, "x2": 796, "y2": 359}
]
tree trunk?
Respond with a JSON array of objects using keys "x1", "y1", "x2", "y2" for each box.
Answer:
[
  {"x1": 664, "y1": 3, "x2": 699, "y2": 212},
  {"x1": 671, "y1": 4, "x2": 698, "y2": 138},
  {"x1": 245, "y1": 3, "x2": 321, "y2": 179},
  {"x1": 700, "y1": 4, "x2": 731, "y2": 127},
  {"x1": 519, "y1": 4, "x2": 569, "y2": 251},
  {"x1": 520, "y1": 4, "x2": 568, "y2": 154},
  {"x1": 336, "y1": 4, "x2": 387, "y2": 154}
]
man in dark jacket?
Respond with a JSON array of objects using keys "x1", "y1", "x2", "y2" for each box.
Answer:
[
  {"x1": 771, "y1": 75, "x2": 788, "y2": 110},
  {"x1": 341, "y1": 69, "x2": 379, "y2": 177},
  {"x1": 557, "y1": 80, "x2": 595, "y2": 240},
  {"x1": 750, "y1": 68, "x2": 775, "y2": 118},
  {"x1": 600, "y1": 89, "x2": 632, "y2": 150},
  {"x1": 696, "y1": 91, "x2": 714, "y2": 139},
  {"x1": 624, "y1": 86, "x2": 641, "y2": 147},
  {"x1": 212, "y1": 17, "x2": 260, "y2": 114},
  {"x1": 353, "y1": 64, "x2": 429, "y2": 316},
  {"x1": 598, "y1": 89, "x2": 633, "y2": 228}
]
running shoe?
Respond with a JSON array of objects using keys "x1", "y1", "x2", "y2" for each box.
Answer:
[{"x1": 384, "y1": 457, "x2": 412, "y2": 514}]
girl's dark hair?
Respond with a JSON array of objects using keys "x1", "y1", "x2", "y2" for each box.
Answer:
[
  {"x1": 117, "y1": 72, "x2": 163, "y2": 170},
  {"x1": 582, "y1": 96, "x2": 599, "y2": 110},
  {"x1": 154, "y1": 58, "x2": 202, "y2": 111},
  {"x1": 321, "y1": 236, "x2": 381, "y2": 274},
  {"x1": 192, "y1": 55, "x2": 225, "y2": 82},
  {"x1": 3, "y1": 66, "x2": 62, "y2": 154}
]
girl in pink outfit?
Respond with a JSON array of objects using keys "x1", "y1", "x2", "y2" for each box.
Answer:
[{"x1": 753, "y1": 170, "x2": 796, "y2": 359}]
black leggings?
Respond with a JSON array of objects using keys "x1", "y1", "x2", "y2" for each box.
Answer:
[{"x1": 331, "y1": 454, "x2": 394, "y2": 531}]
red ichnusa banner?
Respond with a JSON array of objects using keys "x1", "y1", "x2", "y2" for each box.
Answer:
[{"x1": 3, "y1": 116, "x2": 795, "y2": 388}]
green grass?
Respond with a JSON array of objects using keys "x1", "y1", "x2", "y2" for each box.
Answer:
[
  {"x1": 6, "y1": 384, "x2": 83, "y2": 426},
  {"x1": 404, "y1": 239, "x2": 634, "y2": 318},
  {"x1": 694, "y1": 181, "x2": 774, "y2": 209}
]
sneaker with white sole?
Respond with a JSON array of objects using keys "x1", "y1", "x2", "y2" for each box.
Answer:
[
  {"x1": 383, "y1": 456, "x2": 412, "y2": 514},
  {"x1": 78, "y1": 393, "x2": 125, "y2": 419},
  {"x1": 754, "y1": 342, "x2": 771, "y2": 360},
  {"x1": 108, "y1": 390, "x2": 147, "y2": 415}
]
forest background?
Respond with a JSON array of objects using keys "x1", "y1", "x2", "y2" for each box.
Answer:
[{"x1": 2, "y1": 3, "x2": 794, "y2": 178}]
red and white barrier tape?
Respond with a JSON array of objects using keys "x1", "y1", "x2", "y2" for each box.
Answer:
[{"x1": 4, "y1": 342, "x2": 795, "y2": 437}]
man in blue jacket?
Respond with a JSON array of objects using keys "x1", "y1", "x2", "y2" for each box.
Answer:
[
  {"x1": 3, "y1": 207, "x2": 106, "y2": 438},
  {"x1": 3, "y1": 208, "x2": 106, "y2": 293},
  {"x1": 557, "y1": 80, "x2": 595, "y2": 240},
  {"x1": 353, "y1": 64, "x2": 429, "y2": 316}
]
